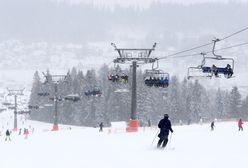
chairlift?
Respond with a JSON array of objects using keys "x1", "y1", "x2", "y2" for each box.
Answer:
[
  {"x1": 144, "y1": 69, "x2": 169, "y2": 88},
  {"x1": 49, "y1": 97, "x2": 63, "y2": 101},
  {"x1": 37, "y1": 83, "x2": 50, "y2": 96},
  {"x1": 28, "y1": 105, "x2": 39, "y2": 109},
  {"x1": 107, "y1": 64, "x2": 129, "y2": 84},
  {"x1": 187, "y1": 39, "x2": 235, "y2": 79},
  {"x1": 85, "y1": 87, "x2": 102, "y2": 97},
  {"x1": 37, "y1": 92, "x2": 50, "y2": 96},
  {"x1": 18, "y1": 110, "x2": 31, "y2": 114},
  {"x1": 187, "y1": 66, "x2": 212, "y2": 79},
  {"x1": 65, "y1": 94, "x2": 80, "y2": 102}
]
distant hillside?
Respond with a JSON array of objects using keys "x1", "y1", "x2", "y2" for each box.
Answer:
[
  {"x1": 0, "y1": 0, "x2": 248, "y2": 92},
  {"x1": 0, "y1": 0, "x2": 247, "y2": 43}
]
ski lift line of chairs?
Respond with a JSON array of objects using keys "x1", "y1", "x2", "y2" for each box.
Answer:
[{"x1": 144, "y1": 69, "x2": 169, "y2": 88}]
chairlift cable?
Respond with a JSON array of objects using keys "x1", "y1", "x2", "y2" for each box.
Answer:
[
  {"x1": 158, "y1": 41, "x2": 248, "y2": 60},
  {"x1": 220, "y1": 26, "x2": 248, "y2": 41},
  {"x1": 214, "y1": 41, "x2": 248, "y2": 52},
  {"x1": 158, "y1": 42, "x2": 214, "y2": 60},
  {"x1": 157, "y1": 26, "x2": 248, "y2": 60}
]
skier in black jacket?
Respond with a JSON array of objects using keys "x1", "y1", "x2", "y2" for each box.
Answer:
[
  {"x1": 99, "y1": 122, "x2": 104, "y2": 132},
  {"x1": 5, "y1": 129, "x2": 11, "y2": 141},
  {"x1": 157, "y1": 114, "x2": 173, "y2": 148}
]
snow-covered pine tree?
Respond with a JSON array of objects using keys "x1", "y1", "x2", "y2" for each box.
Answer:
[
  {"x1": 29, "y1": 71, "x2": 42, "y2": 120},
  {"x1": 167, "y1": 76, "x2": 180, "y2": 122},
  {"x1": 229, "y1": 86, "x2": 242, "y2": 118},
  {"x1": 240, "y1": 95, "x2": 248, "y2": 120}
]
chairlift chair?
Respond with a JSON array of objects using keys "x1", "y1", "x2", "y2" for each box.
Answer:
[
  {"x1": 28, "y1": 105, "x2": 39, "y2": 110},
  {"x1": 144, "y1": 69, "x2": 169, "y2": 88},
  {"x1": 187, "y1": 66, "x2": 213, "y2": 79},
  {"x1": 108, "y1": 64, "x2": 129, "y2": 84},
  {"x1": 187, "y1": 39, "x2": 235, "y2": 79},
  {"x1": 201, "y1": 58, "x2": 234, "y2": 79},
  {"x1": 201, "y1": 39, "x2": 234, "y2": 79},
  {"x1": 84, "y1": 86, "x2": 103, "y2": 97},
  {"x1": 65, "y1": 94, "x2": 80, "y2": 102},
  {"x1": 37, "y1": 92, "x2": 50, "y2": 96}
]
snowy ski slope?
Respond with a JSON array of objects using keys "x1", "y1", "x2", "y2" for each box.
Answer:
[{"x1": 0, "y1": 110, "x2": 247, "y2": 168}]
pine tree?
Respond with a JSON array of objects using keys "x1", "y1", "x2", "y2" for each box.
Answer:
[
  {"x1": 240, "y1": 95, "x2": 248, "y2": 120},
  {"x1": 179, "y1": 78, "x2": 191, "y2": 123},
  {"x1": 29, "y1": 71, "x2": 42, "y2": 120},
  {"x1": 215, "y1": 88, "x2": 224, "y2": 119},
  {"x1": 167, "y1": 76, "x2": 180, "y2": 122},
  {"x1": 229, "y1": 86, "x2": 242, "y2": 118},
  {"x1": 189, "y1": 80, "x2": 203, "y2": 122}
]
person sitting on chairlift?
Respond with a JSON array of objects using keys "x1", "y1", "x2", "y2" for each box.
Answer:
[
  {"x1": 212, "y1": 64, "x2": 219, "y2": 77},
  {"x1": 226, "y1": 64, "x2": 233, "y2": 78},
  {"x1": 108, "y1": 74, "x2": 112, "y2": 81}
]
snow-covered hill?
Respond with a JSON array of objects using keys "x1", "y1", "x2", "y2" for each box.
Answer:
[{"x1": 0, "y1": 110, "x2": 246, "y2": 168}]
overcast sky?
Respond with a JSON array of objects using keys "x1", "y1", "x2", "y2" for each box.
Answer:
[{"x1": 60, "y1": 0, "x2": 248, "y2": 8}]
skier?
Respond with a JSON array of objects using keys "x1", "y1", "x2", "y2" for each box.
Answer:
[
  {"x1": 19, "y1": 128, "x2": 22, "y2": 135},
  {"x1": 211, "y1": 121, "x2": 215, "y2": 131},
  {"x1": 148, "y1": 119, "x2": 151, "y2": 127},
  {"x1": 238, "y1": 119, "x2": 244, "y2": 131},
  {"x1": 157, "y1": 114, "x2": 173, "y2": 149},
  {"x1": 5, "y1": 129, "x2": 11, "y2": 141},
  {"x1": 24, "y1": 128, "x2": 29, "y2": 139},
  {"x1": 199, "y1": 117, "x2": 203, "y2": 125},
  {"x1": 99, "y1": 122, "x2": 104, "y2": 132},
  {"x1": 226, "y1": 64, "x2": 233, "y2": 78}
]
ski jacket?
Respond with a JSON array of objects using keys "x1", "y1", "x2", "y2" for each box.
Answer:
[
  {"x1": 238, "y1": 120, "x2": 243, "y2": 127},
  {"x1": 24, "y1": 129, "x2": 29, "y2": 135},
  {"x1": 6, "y1": 130, "x2": 10, "y2": 136},
  {"x1": 158, "y1": 117, "x2": 173, "y2": 138}
]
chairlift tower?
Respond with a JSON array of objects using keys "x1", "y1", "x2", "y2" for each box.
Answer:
[
  {"x1": 7, "y1": 88, "x2": 25, "y2": 131},
  {"x1": 42, "y1": 73, "x2": 68, "y2": 131},
  {"x1": 111, "y1": 43, "x2": 157, "y2": 132}
]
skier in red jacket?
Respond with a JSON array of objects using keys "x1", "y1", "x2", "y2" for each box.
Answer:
[
  {"x1": 24, "y1": 128, "x2": 29, "y2": 139},
  {"x1": 238, "y1": 119, "x2": 244, "y2": 131}
]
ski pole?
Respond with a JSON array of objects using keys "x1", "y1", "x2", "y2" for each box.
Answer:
[
  {"x1": 168, "y1": 132, "x2": 173, "y2": 147},
  {"x1": 151, "y1": 130, "x2": 159, "y2": 145}
]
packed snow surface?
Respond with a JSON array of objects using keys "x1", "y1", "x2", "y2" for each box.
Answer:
[{"x1": 0, "y1": 111, "x2": 247, "y2": 168}]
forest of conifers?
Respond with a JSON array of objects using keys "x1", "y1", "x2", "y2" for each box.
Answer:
[{"x1": 29, "y1": 65, "x2": 248, "y2": 127}]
